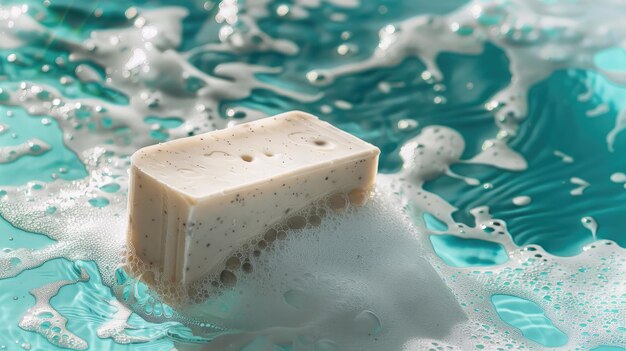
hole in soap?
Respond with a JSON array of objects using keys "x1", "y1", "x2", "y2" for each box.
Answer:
[
  {"x1": 264, "y1": 151, "x2": 274, "y2": 157},
  {"x1": 241, "y1": 155, "x2": 253, "y2": 162},
  {"x1": 313, "y1": 139, "x2": 327, "y2": 146}
]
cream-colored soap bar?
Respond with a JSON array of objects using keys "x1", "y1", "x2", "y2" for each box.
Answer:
[{"x1": 127, "y1": 111, "x2": 380, "y2": 285}]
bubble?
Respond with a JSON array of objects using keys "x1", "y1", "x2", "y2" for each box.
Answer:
[
  {"x1": 225, "y1": 257, "x2": 241, "y2": 270},
  {"x1": 353, "y1": 310, "x2": 382, "y2": 335},
  {"x1": 219, "y1": 270, "x2": 236, "y2": 287},
  {"x1": 327, "y1": 193, "x2": 347, "y2": 212},
  {"x1": 287, "y1": 215, "x2": 306, "y2": 229},
  {"x1": 283, "y1": 289, "x2": 308, "y2": 310},
  {"x1": 263, "y1": 229, "x2": 277, "y2": 242},
  {"x1": 241, "y1": 262, "x2": 253, "y2": 273},
  {"x1": 314, "y1": 339, "x2": 338, "y2": 351}
]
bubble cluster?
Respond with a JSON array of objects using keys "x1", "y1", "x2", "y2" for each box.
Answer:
[{"x1": 122, "y1": 190, "x2": 372, "y2": 306}]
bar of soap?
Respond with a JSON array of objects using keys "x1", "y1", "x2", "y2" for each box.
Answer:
[{"x1": 127, "y1": 111, "x2": 380, "y2": 286}]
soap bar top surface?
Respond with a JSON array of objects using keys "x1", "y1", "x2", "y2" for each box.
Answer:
[{"x1": 132, "y1": 111, "x2": 378, "y2": 200}]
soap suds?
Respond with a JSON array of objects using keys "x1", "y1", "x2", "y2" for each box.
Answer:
[
  {"x1": 0, "y1": 138, "x2": 50, "y2": 163},
  {"x1": 553, "y1": 150, "x2": 574, "y2": 164},
  {"x1": 512, "y1": 196, "x2": 531, "y2": 206},
  {"x1": 570, "y1": 177, "x2": 590, "y2": 196},
  {"x1": 96, "y1": 299, "x2": 155, "y2": 344},
  {"x1": 118, "y1": 179, "x2": 626, "y2": 351},
  {"x1": 581, "y1": 216, "x2": 598, "y2": 241},
  {"x1": 19, "y1": 268, "x2": 90, "y2": 350}
]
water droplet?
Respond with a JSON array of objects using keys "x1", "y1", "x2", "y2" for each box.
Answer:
[
  {"x1": 610, "y1": 172, "x2": 626, "y2": 183},
  {"x1": 581, "y1": 216, "x2": 598, "y2": 241},
  {"x1": 397, "y1": 119, "x2": 418, "y2": 130},
  {"x1": 512, "y1": 196, "x2": 531, "y2": 206},
  {"x1": 276, "y1": 4, "x2": 290, "y2": 16}
]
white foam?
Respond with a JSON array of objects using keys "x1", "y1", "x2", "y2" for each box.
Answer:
[
  {"x1": 157, "y1": 179, "x2": 626, "y2": 350},
  {"x1": 0, "y1": 138, "x2": 50, "y2": 163},
  {"x1": 553, "y1": 150, "x2": 574, "y2": 163},
  {"x1": 19, "y1": 268, "x2": 89, "y2": 350},
  {"x1": 581, "y1": 216, "x2": 598, "y2": 241},
  {"x1": 97, "y1": 299, "x2": 155, "y2": 344},
  {"x1": 512, "y1": 195, "x2": 531, "y2": 206},
  {"x1": 173, "y1": 186, "x2": 468, "y2": 350},
  {"x1": 570, "y1": 177, "x2": 590, "y2": 196},
  {"x1": 610, "y1": 172, "x2": 626, "y2": 183}
]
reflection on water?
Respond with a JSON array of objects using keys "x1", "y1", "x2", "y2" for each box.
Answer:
[{"x1": 491, "y1": 294, "x2": 567, "y2": 347}]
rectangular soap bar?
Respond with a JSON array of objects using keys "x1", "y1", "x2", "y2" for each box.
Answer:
[{"x1": 127, "y1": 111, "x2": 380, "y2": 286}]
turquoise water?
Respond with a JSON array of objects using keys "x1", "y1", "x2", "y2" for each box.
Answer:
[{"x1": 0, "y1": 0, "x2": 625, "y2": 350}]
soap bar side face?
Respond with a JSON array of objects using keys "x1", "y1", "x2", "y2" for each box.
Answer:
[
  {"x1": 181, "y1": 152, "x2": 379, "y2": 283},
  {"x1": 128, "y1": 166, "x2": 192, "y2": 283},
  {"x1": 128, "y1": 167, "x2": 165, "y2": 269}
]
